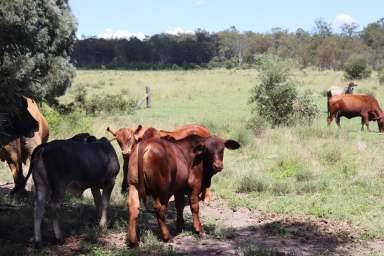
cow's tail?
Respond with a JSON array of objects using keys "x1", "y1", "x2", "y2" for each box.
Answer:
[
  {"x1": 23, "y1": 144, "x2": 44, "y2": 188},
  {"x1": 137, "y1": 141, "x2": 146, "y2": 204}
]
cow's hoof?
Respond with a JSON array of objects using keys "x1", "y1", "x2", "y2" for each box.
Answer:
[
  {"x1": 198, "y1": 232, "x2": 206, "y2": 239},
  {"x1": 10, "y1": 187, "x2": 27, "y2": 196},
  {"x1": 53, "y1": 238, "x2": 64, "y2": 245},
  {"x1": 128, "y1": 240, "x2": 139, "y2": 248},
  {"x1": 34, "y1": 241, "x2": 43, "y2": 249},
  {"x1": 162, "y1": 234, "x2": 172, "y2": 243}
]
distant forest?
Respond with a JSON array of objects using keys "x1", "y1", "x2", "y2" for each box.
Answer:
[{"x1": 71, "y1": 18, "x2": 384, "y2": 70}]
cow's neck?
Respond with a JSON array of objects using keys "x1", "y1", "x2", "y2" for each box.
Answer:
[{"x1": 174, "y1": 135, "x2": 204, "y2": 164}]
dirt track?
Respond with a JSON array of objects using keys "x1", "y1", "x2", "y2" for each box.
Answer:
[{"x1": 0, "y1": 183, "x2": 383, "y2": 255}]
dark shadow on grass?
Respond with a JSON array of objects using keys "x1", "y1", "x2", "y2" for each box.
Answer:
[{"x1": 175, "y1": 218, "x2": 356, "y2": 256}]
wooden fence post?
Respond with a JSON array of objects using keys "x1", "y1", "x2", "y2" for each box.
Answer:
[
  {"x1": 137, "y1": 86, "x2": 152, "y2": 109},
  {"x1": 145, "y1": 86, "x2": 151, "y2": 108}
]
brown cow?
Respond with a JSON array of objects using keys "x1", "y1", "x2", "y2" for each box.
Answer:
[
  {"x1": 126, "y1": 135, "x2": 240, "y2": 246},
  {"x1": 327, "y1": 94, "x2": 384, "y2": 132},
  {"x1": 0, "y1": 97, "x2": 49, "y2": 193},
  {"x1": 106, "y1": 124, "x2": 213, "y2": 202}
]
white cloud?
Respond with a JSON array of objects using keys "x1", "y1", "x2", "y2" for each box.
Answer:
[
  {"x1": 195, "y1": 0, "x2": 206, "y2": 5},
  {"x1": 333, "y1": 14, "x2": 356, "y2": 27},
  {"x1": 165, "y1": 27, "x2": 195, "y2": 35},
  {"x1": 97, "y1": 28, "x2": 146, "y2": 40}
]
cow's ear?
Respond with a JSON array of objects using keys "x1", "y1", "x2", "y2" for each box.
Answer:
[
  {"x1": 134, "y1": 125, "x2": 143, "y2": 134},
  {"x1": 224, "y1": 139, "x2": 240, "y2": 150}
]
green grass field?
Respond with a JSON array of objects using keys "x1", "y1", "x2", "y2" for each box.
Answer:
[{"x1": 1, "y1": 68, "x2": 384, "y2": 254}]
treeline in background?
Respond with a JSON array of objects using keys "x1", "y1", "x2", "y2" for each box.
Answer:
[{"x1": 72, "y1": 18, "x2": 384, "y2": 71}]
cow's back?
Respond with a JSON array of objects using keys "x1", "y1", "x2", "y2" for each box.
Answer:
[
  {"x1": 129, "y1": 138, "x2": 189, "y2": 198},
  {"x1": 159, "y1": 124, "x2": 210, "y2": 140},
  {"x1": 41, "y1": 138, "x2": 119, "y2": 187}
]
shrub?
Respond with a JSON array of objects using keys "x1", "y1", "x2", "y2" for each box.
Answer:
[
  {"x1": 237, "y1": 175, "x2": 271, "y2": 193},
  {"x1": 84, "y1": 94, "x2": 137, "y2": 115},
  {"x1": 379, "y1": 67, "x2": 384, "y2": 85},
  {"x1": 249, "y1": 55, "x2": 297, "y2": 127},
  {"x1": 291, "y1": 91, "x2": 320, "y2": 125},
  {"x1": 344, "y1": 54, "x2": 372, "y2": 80},
  {"x1": 40, "y1": 104, "x2": 90, "y2": 138},
  {"x1": 246, "y1": 115, "x2": 268, "y2": 136}
]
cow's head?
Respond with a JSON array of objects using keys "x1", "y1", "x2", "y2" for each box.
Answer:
[
  {"x1": 346, "y1": 82, "x2": 357, "y2": 94},
  {"x1": 1, "y1": 97, "x2": 39, "y2": 142},
  {"x1": 377, "y1": 115, "x2": 384, "y2": 133},
  {"x1": 107, "y1": 125, "x2": 144, "y2": 156},
  {"x1": 193, "y1": 136, "x2": 240, "y2": 174}
]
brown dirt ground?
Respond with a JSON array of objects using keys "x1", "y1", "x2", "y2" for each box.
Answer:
[{"x1": 0, "y1": 183, "x2": 383, "y2": 256}]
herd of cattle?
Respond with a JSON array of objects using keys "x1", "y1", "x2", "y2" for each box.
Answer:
[{"x1": 0, "y1": 84, "x2": 383, "y2": 247}]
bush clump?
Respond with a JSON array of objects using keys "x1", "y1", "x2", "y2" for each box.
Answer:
[
  {"x1": 249, "y1": 55, "x2": 297, "y2": 127},
  {"x1": 55, "y1": 87, "x2": 137, "y2": 116},
  {"x1": 84, "y1": 94, "x2": 137, "y2": 115},
  {"x1": 378, "y1": 66, "x2": 384, "y2": 85},
  {"x1": 344, "y1": 54, "x2": 372, "y2": 80},
  {"x1": 291, "y1": 91, "x2": 320, "y2": 125}
]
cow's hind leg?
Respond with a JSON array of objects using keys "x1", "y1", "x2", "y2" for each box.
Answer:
[
  {"x1": 51, "y1": 202, "x2": 63, "y2": 243},
  {"x1": 174, "y1": 194, "x2": 185, "y2": 233},
  {"x1": 34, "y1": 186, "x2": 47, "y2": 247},
  {"x1": 91, "y1": 187, "x2": 102, "y2": 219},
  {"x1": 99, "y1": 181, "x2": 114, "y2": 229},
  {"x1": 127, "y1": 185, "x2": 140, "y2": 247},
  {"x1": 153, "y1": 197, "x2": 171, "y2": 242}
]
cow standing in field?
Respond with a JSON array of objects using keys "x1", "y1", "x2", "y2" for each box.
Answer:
[
  {"x1": 327, "y1": 82, "x2": 357, "y2": 98},
  {"x1": 0, "y1": 97, "x2": 48, "y2": 194},
  {"x1": 25, "y1": 134, "x2": 120, "y2": 246},
  {"x1": 327, "y1": 94, "x2": 384, "y2": 132},
  {"x1": 126, "y1": 134, "x2": 240, "y2": 246},
  {"x1": 106, "y1": 124, "x2": 214, "y2": 203}
]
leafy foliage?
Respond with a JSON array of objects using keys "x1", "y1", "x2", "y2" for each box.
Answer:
[
  {"x1": 249, "y1": 55, "x2": 297, "y2": 127},
  {"x1": 291, "y1": 91, "x2": 320, "y2": 125},
  {"x1": 344, "y1": 54, "x2": 372, "y2": 80},
  {"x1": 379, "y1": 66, "x2": 384, "y2": 85},
  {"x1": 0, "y1": 0, "x2": 77, "y2": 110},
  {"x1": 72, "y1": 18, "x2": 384, "y2": 72},
  {"x1": 83, "y1": 94, "x2": 137, "y2": 115}
]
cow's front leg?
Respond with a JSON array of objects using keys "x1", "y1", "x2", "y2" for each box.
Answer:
[
  {"x1": 34, "y1": 186, "x2": 47, "y2": 247},
  {"x1": 51, "y1": 202, "x2": 63, "y2": 243},
  {"x1": 153, "y1": 197, "x2": 171, "y2": 242},
  {"x1": 99, "y1": 182, "x2": 114, "y2": 229},
  {"x1": 202, "y1": 187, "x2": 213, "y2": 204},
  {"x1": 91, "y1": 187, "x2": 102, "y2": 219},
  {"x1": 174, "y1": 194, "x2": 185, "y2": 233},
  {"x1": 121, "y1": 158, "x2": 129, "y2": 194},
  {"x1": 189, "y1": 192, "x2": 203, "y2": 236},
  {"x1": 336, "y1": 114, "x2": 341, "y2": 128},
  {"x1": 127, "y1": 185, "x2": 140, "y2": 247},
  {"x1": 362, "y1": 113, "x2": 370, "y2": 132}
]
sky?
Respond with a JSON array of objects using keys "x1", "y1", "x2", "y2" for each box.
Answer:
[{"x1": 68, "y1": 0, "x2": 383, "y2": 39}]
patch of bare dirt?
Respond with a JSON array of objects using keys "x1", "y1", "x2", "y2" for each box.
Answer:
[{"x1": 1, "y1": 183, "x2": 384, "y2": 255}]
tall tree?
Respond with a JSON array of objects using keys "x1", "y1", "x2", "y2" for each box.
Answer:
[
  {"x1": 361, "y1": 18, "x2": 384, "y2": 68},
  {"x1": 0, "y1": 0, "x2": 77, "y2": 110}
]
